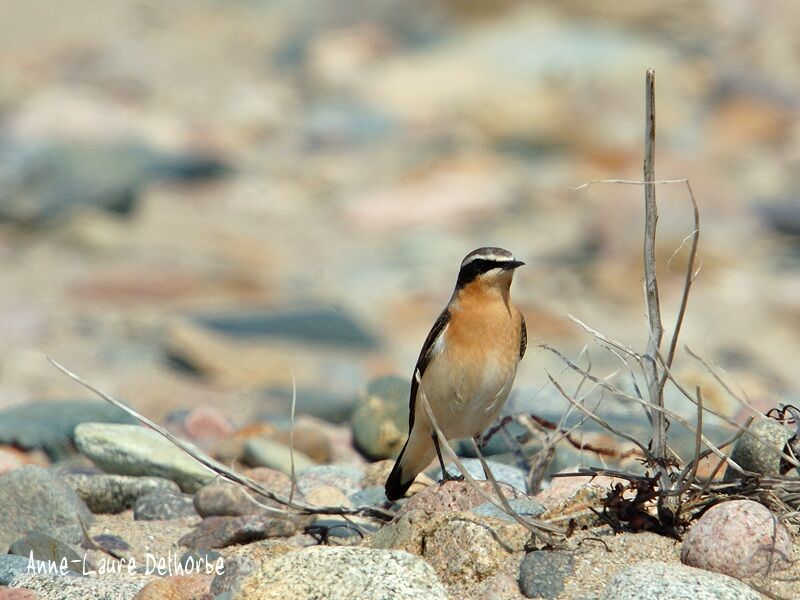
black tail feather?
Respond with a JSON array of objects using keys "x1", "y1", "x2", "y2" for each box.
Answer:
[{"x1": 384, "y1": 440, "x2": 412, "y2": 501}]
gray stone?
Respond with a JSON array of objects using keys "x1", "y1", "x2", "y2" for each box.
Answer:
[
  {"x1": 599, "y1": 560, "x2": 761, "y2": 600},
  {"x1": 233, "y1": 546, "x2": 448, "y2": 600},
  {"x1": 349, "y1": 485, "x2": 389, "y2": 507},
  {"x1": 180, "y1": 548, "x2": 223, "y2": 569},
  {"x1": 192, "y1": 308, "x2": 378, "y2": 349},
  {"x1": 179, "y1": 514, "x2": 304, "y2": 549},
  {"x1": 0, "y1": 139, "x2": 228, "y2": 226},
  {"x1": 296, "y1": 465, "x2": 365, "y2": 497},
  {"x1": 64, "y1": 473, "x2": 181, "y2": 513},
  {"x1": 74, "y1": 422, "x2": 216, "y2": 492},
  {"x1": 211, "y1": 555, "x2": 259, "y2": 597},
  {"x1": 133, "y1": 490, "x2": 198, "y2": 520},
  {"x1": 243, "y1": 437, "x2": 317, "y2": 474},
  {"x1": 0, "y1": 466, "x2": 92, "y2": 553},
  {"x1": 0, "y1": 554, "x2": 36, "y2": 585},
  {"x1": 351, "y1": 376, "x2": 409, "y2": 460},
  {"x1": 428, "y1": 458, "x2": 527, "y2": 492},
  {"x1": 473, "y1": 498, "x2": 546, "y2": 523},
  {"x1": 724, "y1": 418, "x2": 793, "y2": 480},
  {"x1": 9, "y1": 532, "x2": 84, "y2": 574},
  {"x1": 519, "y1": 551, "x2": 574, "y2": 599},
  {"x1": 0, "y1": 400, "x2": 136, "y2": 461},
  {"x1": 8, "y1": 573, "x2": 144, "y2": 599}
]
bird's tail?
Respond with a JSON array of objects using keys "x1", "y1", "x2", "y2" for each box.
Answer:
[{"x1": 385, "y1": 428, "x2": 436, "y2": 501}]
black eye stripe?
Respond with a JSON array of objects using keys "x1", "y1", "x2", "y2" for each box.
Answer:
[{"x1": 457, "y1": 259, "x2": 506, "y2": 286}]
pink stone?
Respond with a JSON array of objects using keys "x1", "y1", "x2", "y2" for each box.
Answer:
[
  {"x1": 398, "y1": 480, "x2": 524, "y2": 517},
  {"x1": 0, "y1": 588, "x2": 41, "y2": 599},
  {"x1": 681, "y1": 499, "x2": 792, "y2": 578},
  {"x1": 183, "y1": 407, "x2": 233, "y2": 441}
]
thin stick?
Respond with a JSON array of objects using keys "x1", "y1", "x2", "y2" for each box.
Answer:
[
  {"x1": 663, "y1": 180, "x2": 700, "y2": 370},
  {"x1": 642, "y1": 69, "x2": 668, "y2": 491},
  {"x1": 289, "y1": 368, "x2": 297, "y2": 508}
]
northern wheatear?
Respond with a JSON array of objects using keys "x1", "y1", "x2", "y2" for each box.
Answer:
[{"x1": 385, "y1": 247, "x2": 526, "y2": 501}]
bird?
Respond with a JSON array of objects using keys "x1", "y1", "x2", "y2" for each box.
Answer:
[{"x1": 385, "y1": 246, "x2": 526, "y2": 501}]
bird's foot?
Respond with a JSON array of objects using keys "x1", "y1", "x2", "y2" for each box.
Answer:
[{"x1": 440, "y1": 470, "x2": 465, "y2": 484}]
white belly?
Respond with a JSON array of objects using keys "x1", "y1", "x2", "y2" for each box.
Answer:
[{"x1": 415, "y1": 353, "x2": 517, "y2": 440}]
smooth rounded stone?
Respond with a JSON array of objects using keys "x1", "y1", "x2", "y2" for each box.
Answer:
[
  {"x1": 599, "y1": 560, "x2": 761, "y2": 600},
  {"x1": 232, "y1": 546, "x2": 447, "y2": 600},
  {"x1": 192, "y1": 308, "x2": 378, "y2": 349},
  {"x1": 64, "y1": 473, "x2": 181, "y2": 514},
  {"x1": 0, "y1": 401, "x2": 136, "y2": 461},
  {"x1": 351, "y1": 376, "x2": 408, "y2": 460},
  {"x1": 397, "y1": 480, "x2": 525, "y2": 516},
  {"x1": 210, "y1": 556, "x2": 260, "y2": 597},
  {"x1": 305, "y1": 485, "x2": 352, "y2": 508},
  {"x1": 724, "y1": 418, "x2": 793, "y2": 481},
  {"x1": 518, "y1": 551, "x2": 574, "y2": 599},
  {"x1": 0, "y1": 466, "x2": 92, "y2": 553},
  {"x1": 270, "y1": 426, "x2": 333, "y2": 464},
  {"x1": 295, "y1": 465, "x2": 365, "y2": 497},
  {"x1": 428, "y1": 458, "x2": 527, "y2": 492},
  {"x1": 472, "y1": 498, "x2": 546, "y2": 523},
  {"x1": 194, "y1": 467, "x2": 298, "y2": 518},
  {"x1": 455, "y1": 420, "x2": 530, "y2": 458},
  {"x1": 180, "y1": 548, "x2": 223, "y2": 570},
  {"x1": 243, "y1": 437, "x2": 316, "y2": 475},
  {"x1": 0, "y1": 446, "x2": 48, "y2": 476},
  {"x1": 74, "y1": 422, "x2": 215, "y2": 492},
  {"x1": 8, "y1": 573, "x2": 143, "y2": 600},
  {"x1": 134, "y1": 491, "x2": 198, "y2": 521},
  {"x1": 681, "y1": 499, "x2": 792, "y2": 578},
  {"x1": 309, "y1": 515, "x2": 380, "y2": 541},
  {"x1": 8, "y1": 533, "x2": 83, "y2": 574},
  {"x1": 182, "y1": 407, "x2": 233, "y2": 442},
  {"x1": 349, "y1": 485, "x2": 389, "y2": 507},
  {"x1": 133, "y1": 573, "x2": 214, "y2": 600},
  {"x1": 0, "y1": 555, "x2": 37, "y2": 585},
  {"x1": 179, "y1": 514, "x2": 306, "y2": 549},
  {"x1": 0, "y1": 588, "x2": 40, "y2": 599}
]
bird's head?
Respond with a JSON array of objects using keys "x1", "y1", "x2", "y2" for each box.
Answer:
[{"x1": 455, "y1": 247, "x2": 524, "y2": 290}]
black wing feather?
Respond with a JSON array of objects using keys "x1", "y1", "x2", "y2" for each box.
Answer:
[
  {"x1": 407, "y1": 308, "x2": 451, "y2": 431},
  {"x1": 520, "y1": 314, "x2": 527, "y2": 359}
]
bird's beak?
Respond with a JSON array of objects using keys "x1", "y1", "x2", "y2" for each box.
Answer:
[{"x1": 504, "y1": 260, "x2": 525, "y2": 270}]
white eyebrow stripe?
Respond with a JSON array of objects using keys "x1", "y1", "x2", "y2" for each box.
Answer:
[{"x1": 460, "y1": 253, "x2": 515, "y2": 268}]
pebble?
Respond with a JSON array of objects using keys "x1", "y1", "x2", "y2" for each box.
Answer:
[
  {"x1": 64, "y1": 473, "x2": 181, "y2": 514},
  {"x1": 74, "y1": 423, "x2": 215, "y2": 492},
  {"x1": 192, "y1": 308, "x2": 378, "y2": 349},
  {"x1": 428, "y1": 458, "x2": 527, "y2": 492},
  {"x1": 350, "y1": 376, "x2": 409, "y2": 460},
  {"x1": 0, "y1": 401, "x2": 135, "y2": 461},
  {"x1": 295, "y1": 465, "x2": 364, "y2": 497},
  {"x1": 8, "y1": 574, "x2": 143, "y2": 600},
  {"x1": 0, "y1": 466, "x2": 92, "y2": 553},
  {"x1": 232, "y1": 546, "x2": 447, "y2": 600},
  {"x1": 243, "y1": 437, "x2": 317, "y2": 474},
  {"x1": 518, "y1": 551, "x2": 574, "y2": 599},
  {"x1": 133, "y1": 491, "x2": 198, "y2": 521},
  {"x1": 724, "y1": 418, "x2": 793, "y2": 480},
  {"x1": 8, "y1": 533, "x2": 84, "y2": 574},
  {"x1": 182, "y1": 407, "x2": 233, "y2": 442},
  {"x1": 681, "y1": 499, "x2": 792, "y2": 578},
  {"x1": 472, "y1": 497, "x2": 546, "y2": 523},
  {"x1": 133, "y1": 574, "x2": 213, "y2": 600},
  {"x1": 0, "y1": 555, "x2": 38, "y2": 585},
  {"x1": 600, "y1": 560, "x2": 761, "y2": 600},
  {"x1": 194, "y1": 468, "x2": 297, "y2": 518},
  {"x1": 179, "y1": 514, "x2": 305, "y2": 549},
  {"x1": 397, "y1": 479, "x2": 524, "y2": 516}
]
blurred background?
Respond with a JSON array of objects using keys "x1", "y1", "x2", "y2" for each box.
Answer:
[{"x1": 1, "y1": 0, "x2": 799, "y2": 462}]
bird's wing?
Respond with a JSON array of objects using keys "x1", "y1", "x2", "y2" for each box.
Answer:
[
  {"x1": 520, "y1": 314, "x2": 527, "y2": 360},
  {"x1": 408, "y1": 307, "x2": 451, "y2": 431}
]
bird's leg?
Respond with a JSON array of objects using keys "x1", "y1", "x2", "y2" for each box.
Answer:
[{"x1": 431, "y1": 433, "x2": 463, "y2": 483}]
